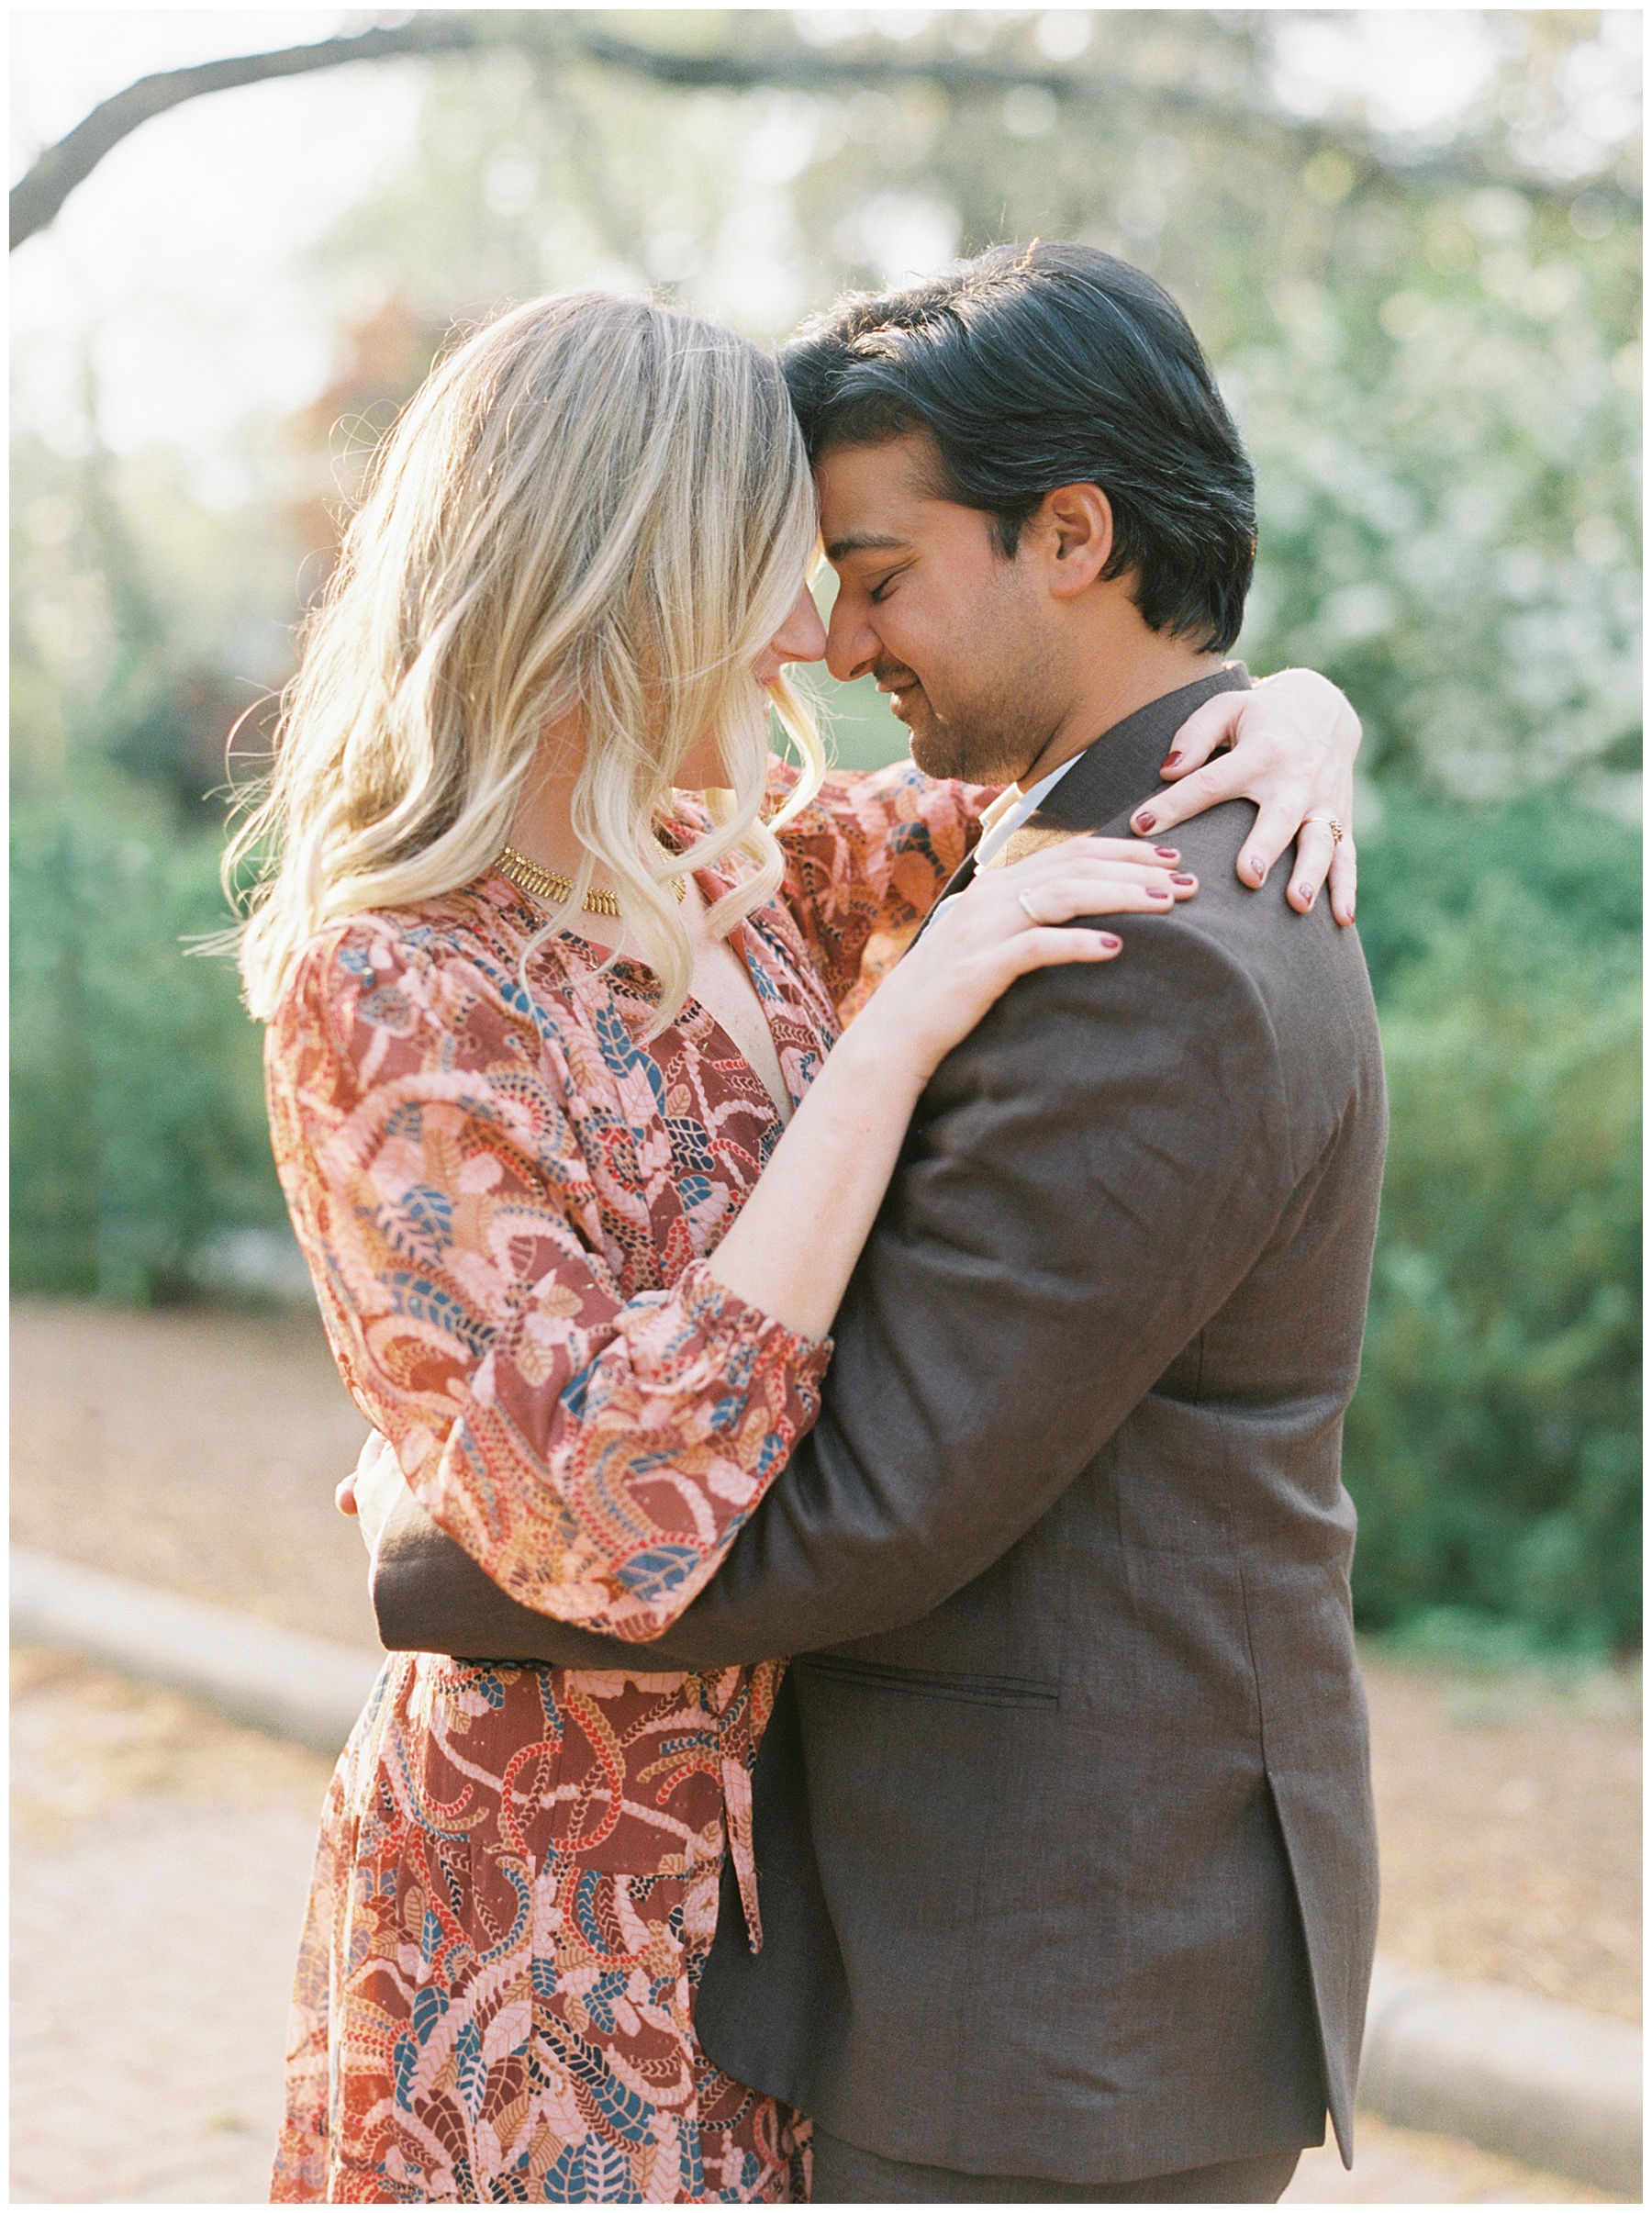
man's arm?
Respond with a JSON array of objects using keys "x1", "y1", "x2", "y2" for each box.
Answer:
[{"x1": 374, "y1": 914, "x2": 1297, "y2": 1667}]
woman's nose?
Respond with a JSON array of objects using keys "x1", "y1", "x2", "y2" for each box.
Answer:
[{"x1": 769, "y1": 584, "x2": 827, "y2": 667}]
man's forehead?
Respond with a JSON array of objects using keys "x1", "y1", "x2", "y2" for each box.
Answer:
[{"x1": 814, "y1": 432, "x2": 948, "y2": 558}]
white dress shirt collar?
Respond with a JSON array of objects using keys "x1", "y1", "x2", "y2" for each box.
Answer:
[{"x1": 971, "y1": 752, "x2": 1087, "y2": 874}]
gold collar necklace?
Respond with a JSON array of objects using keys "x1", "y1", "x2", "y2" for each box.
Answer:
[{"x1": 495, "y1": 844, "x2": 686, "y2": 920}]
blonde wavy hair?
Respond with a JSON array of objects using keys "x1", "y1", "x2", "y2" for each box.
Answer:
[{"x1": 229, "y1": 288, "x2": 824, "y2": 1028}]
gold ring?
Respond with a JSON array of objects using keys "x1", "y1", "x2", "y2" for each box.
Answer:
[
  {"x1": 1306, "y1": 813, "x2": 1345, "y2": 844},
  {"x1": 1017, "y1": 890, "x2": 1048, "y2": 926}
]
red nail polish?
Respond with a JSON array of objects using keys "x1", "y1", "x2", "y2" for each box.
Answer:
[
  {"x1": 1162, "y1": 752, "x2": 1182, "y2": 770},
  {"x1": 1099, "y1": 933, "x2": 1122, "y2": 950},
  {"x1": 1133, "y1": 811, "x2": 1156, "y2": 833},
  {"x1": 1154, "y1": 846, "x2": 1179, "y2": 861},
  {"x1": 1170, "y1": 873, "x2": 1196, "y2": 887}
]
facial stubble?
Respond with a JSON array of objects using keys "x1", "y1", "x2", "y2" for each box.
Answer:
[{"x1": 900, "y1": 576, "x2": 1067, "y2": 787}]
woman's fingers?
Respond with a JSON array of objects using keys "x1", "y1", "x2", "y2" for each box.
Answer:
[
  {"x1": 1129, "y1": 749, "x2": 1262, "y2": 840},
  {"x1": 935, "y1": 842, "x2": 1198, "y2": 1014},
  {"x1": 991, "y1": 843, "x2": 1195, "y2": 920},
  {"x1": 1121, "y1": 672, "x2": 1362, "y2": 901},
  {"x1": 1154, "y1": 688, "x2": 1247, "y2": 779},
  {"x1": 338, "y1": 1429, "x2": 391, "y2": 1518},
  {"x1": 1129, "y1": 755, "x2": 1358, "y2": 914},
  {"x1": 1278, "y1": 817, "x2": 1339, "y2": 912},
  {"x1": 1329, "y1": 834, "x2": 1358, "y2": 926},
  {"x1": 1001, "y1": 834, "x2": 1185, "y2": 881},
  {"x1": 1233, "y1": 789, "x2": 1313, "y2": 889},
  {"x1": 1014, "y1": 867, "x2": 1197, "y2": 921},
  {"x1": 1005, "y1": 925, "x2": 1123, "y2": 976},
  {"x1": 1071, "y1": 833, "x2": 1184, "y2": 866},
  {"x1": 1239, "y1": 814, "x2": 1356, "y2": 921}
]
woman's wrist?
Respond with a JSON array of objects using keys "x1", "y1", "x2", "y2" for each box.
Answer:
[{"x1": 827, "y1": 989, "x2": 933, "y2": 1103}]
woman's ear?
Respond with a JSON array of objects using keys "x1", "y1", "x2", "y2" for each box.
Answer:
[{"x1": 1036, "y1": 482, "x2": 1114, "y2": 598}]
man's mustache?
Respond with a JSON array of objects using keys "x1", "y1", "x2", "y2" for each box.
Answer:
[{"x1": 873, "y1": 662, "x2": 922, "y2": 693}]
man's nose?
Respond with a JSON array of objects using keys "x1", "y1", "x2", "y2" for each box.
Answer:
[{"x1": 825, "y1": 598, "x2": 880, "y2": 686}]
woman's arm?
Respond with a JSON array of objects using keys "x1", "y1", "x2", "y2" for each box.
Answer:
[
  {"x1": 708, "y1": 834, "x2": 1194, "y2": 1338},
  {"x1": 770, "y1": 756, "x2": 996, "y2": 1014},
  {"x1": 779, "y1": 668, "x2": 1362, "y2": 1000},
  {"x1": 270, "y1": 923, "x2": 832, "y2": 1643}
]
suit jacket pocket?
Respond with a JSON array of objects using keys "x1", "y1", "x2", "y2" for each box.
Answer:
[{"x1": 798, "y1": 1654, "x2": 1059, "y2": 1710}]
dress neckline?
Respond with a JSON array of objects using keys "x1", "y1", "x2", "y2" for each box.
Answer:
[{"x1": 480, "y1": 853, "x2": 808, "y2": 1126}]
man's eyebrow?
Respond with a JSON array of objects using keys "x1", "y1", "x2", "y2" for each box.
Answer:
[{"x1": 824, "y1": 531, "x2": 909, "y2": 564}]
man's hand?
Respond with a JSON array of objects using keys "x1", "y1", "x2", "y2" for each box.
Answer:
[
  {"x1": 1127, "y1": 668, "x2": 1361, "y2": 925},
  {"x1": 336, "y1": 1431, "x2": 410, "y2": 1559}
]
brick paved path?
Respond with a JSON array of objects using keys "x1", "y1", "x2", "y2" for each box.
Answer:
[
  {"x1": 11, "y1": 1648, "x2": 330, "y2": 2204},
  {"x1": 11, "y1": 1648, "x2": 1621, "y2": 2205},
  {"x1": 1284, "y1": 2119, "x2": 1616, "y2": 2204}
]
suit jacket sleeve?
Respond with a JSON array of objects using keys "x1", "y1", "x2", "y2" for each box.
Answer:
[{"x1": 374, "y1": 914, "x2": 1299, "y2": 1665}]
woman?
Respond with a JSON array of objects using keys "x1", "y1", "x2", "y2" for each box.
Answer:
[{"x1": 242, "y1": 290, "x2": 1360, "y2": 2204}]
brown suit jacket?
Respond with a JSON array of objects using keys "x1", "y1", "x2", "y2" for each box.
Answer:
[{"x1": 372, "y1": 665, "x2": 1387, "y2": 2185}]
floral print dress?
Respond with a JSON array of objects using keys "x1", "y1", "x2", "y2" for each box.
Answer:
[{"x1": 265, "y1": 761, "x2": 982, "y2": 2205}]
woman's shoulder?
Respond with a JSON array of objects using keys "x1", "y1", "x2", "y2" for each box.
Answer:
[
  {"x1": 274, "y1": 877, "x2": 558, "y2": 1055},
  {"x1": 768, "y1": 750, "x2": 924, "y2": 822},
  {"x1": 771, "y1": 754, "x2": 993, "y2": 855}
]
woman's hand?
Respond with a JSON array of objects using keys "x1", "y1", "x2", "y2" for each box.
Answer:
[
  {"x1": 1126, "y1": 669, "x2": 1360, "y2": 925},
  {"x1": 848, "y1": 835, "x2": 1195, "y2": 1093},
  {"x1": 336, "y1": 1432, "x2": 408, "y2": 1558}
]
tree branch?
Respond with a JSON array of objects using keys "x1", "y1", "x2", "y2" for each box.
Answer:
[
  {"x1": 9, "y1": 17, "x2": 503, "y2": 251},
  {"x1": 12, "y1": 9, "x2": 1636, "y2": 252}
]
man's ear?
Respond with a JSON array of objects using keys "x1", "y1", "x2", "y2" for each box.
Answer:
[{"x1": 1034, "y1": 482, "x2": 1114, "y2": 599}]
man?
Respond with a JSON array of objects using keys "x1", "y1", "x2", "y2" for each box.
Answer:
[{"x1": 364, "y1": 243, "x2": 1385, "y2": 2202}]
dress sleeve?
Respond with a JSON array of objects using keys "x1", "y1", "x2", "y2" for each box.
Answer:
[
  {"x1": 265, "y1": 921, "x2": 832, "y2": 1641},
  {"x1": 769, "y1": 757, "x2": 998, "y2": 1016}
]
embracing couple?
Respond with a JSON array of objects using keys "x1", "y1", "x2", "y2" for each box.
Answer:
[{"x1": 249, "y1": 242, "x2": 1384, "y2": 2205}]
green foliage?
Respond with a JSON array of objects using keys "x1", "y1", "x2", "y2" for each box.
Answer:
[
  {"x1": 10, "y1": 779, "x2": 287, "y2": 1303},
  {"x1": 1345, "y1": 799, "x2": 1640, "y2": 1650},
  {"x1": 1231, "y1": 211, "x2": 1638, "y2": 799},
  {"x1": 1353, "y1": 787, "x2": 1642, "y2": 996}
]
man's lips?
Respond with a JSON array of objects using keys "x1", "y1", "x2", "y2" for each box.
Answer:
[{"x1": 876, "y1": 668, "x2": 922, "y2": 714}]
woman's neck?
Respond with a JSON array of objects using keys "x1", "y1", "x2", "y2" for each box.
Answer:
[
  {"x1": 505, "y1": 721, "x2": 700, "y2": 957},
  {"x1": 507, "y1": 717, "x2": 589, "y2": 880}
]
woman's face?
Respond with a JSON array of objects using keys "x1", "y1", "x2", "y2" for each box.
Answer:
[{"x1": 676, "y1": 577, "x2": 826, "y2": 788}]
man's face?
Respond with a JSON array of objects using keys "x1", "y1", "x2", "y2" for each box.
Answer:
[{"x1": 815, "y1": 431, "x2": 1068, "y2": 785}]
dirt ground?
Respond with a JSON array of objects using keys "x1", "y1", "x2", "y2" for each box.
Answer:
[
  {"x1": 11, "y1": 1297, "x2": 377, "y2": 1649},
  {"x1": 11, "y1": 1295, "x2": 1642, "y2": 2036},
  {"x1": 1364, "y1": 1652, "x2": 1638, "y2": 2021}
]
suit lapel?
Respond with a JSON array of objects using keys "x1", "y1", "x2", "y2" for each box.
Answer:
[{"x1": 909, "y1": 847, "x2": 976, "y2": 948}]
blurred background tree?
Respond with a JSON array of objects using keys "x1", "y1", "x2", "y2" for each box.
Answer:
[{"x1": 10, "y1": 8, "x2": 1639, "y2": 1649}]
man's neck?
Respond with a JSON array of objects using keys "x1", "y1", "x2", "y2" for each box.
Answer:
[{"x1": 1017, "y1": 627, "x2": 1224, "y2": 790}]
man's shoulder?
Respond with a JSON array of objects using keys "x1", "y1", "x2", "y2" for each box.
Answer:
[
  {"x1": 1109, "y1": 798, "x2": 1376, "y2": 1012},
  {"x1": 933, "y1": 799, "x2": 1379, "y2": 1146}
]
